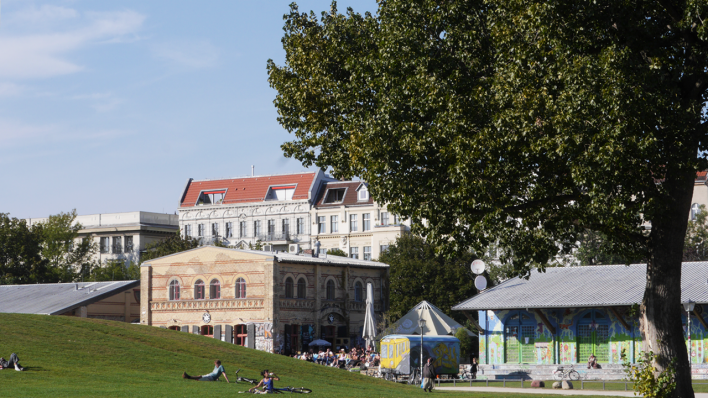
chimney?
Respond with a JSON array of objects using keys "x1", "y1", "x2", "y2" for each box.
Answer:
[{"x1": 251, "y1": 165, "x2": 254, "y2": 176}]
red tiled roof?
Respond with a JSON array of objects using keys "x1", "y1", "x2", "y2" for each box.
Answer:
[
  {"x1": 180, "y1": 173, "x2": 317, "y2": 207},
  {"x1": 697, "y1": 170, "x2": 707, "y2": 183},
  {"x1": 314, "y1": 181, "x2": 374, "y2": 208}
]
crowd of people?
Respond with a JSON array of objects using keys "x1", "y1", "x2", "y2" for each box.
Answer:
[{"x1": 289, "y1": 346, "x2": 380, "y2": 371}]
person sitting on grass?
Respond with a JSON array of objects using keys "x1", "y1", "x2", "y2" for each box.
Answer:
[
  {"x1": 182, "y1": 359, "x2": 230, "y2": 382},
  {"x1": 249, "y1": 369, "x2": 280, "y2": 394},
  {"x1": 0, "y1": 353, "x2": 24, "y2": 371}
]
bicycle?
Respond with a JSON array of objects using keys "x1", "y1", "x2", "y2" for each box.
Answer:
[
  {"x1": 552, "y1": 365, "x2": 580, "y2": 381},
  {"x1": 234, "y1": 369, "x2": 258, "y2": 385},
  {"x1": 239, "y1": 386, "x2": 312, "y2": 394}
]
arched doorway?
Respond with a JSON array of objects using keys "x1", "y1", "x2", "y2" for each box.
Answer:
[
  {"x1": 504, "y1": 311, "x2": 536, "y2": 363},
  {"x1": 577, "y1": 310, "x2": 609, "y2": 363},
  {"x1": 168, "y1": 325, "x2": 180, "y2": 331}
]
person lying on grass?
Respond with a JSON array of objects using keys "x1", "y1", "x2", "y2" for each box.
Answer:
[
  {"x1": 183, "y1": 360, "x2": 230, "y2": 382},
  {"x1": 249, "y1": 369, "x2": 280, "y2": 394},
  {"x1": 0, "y1": 353, "x2": 24, "y2": 371}
]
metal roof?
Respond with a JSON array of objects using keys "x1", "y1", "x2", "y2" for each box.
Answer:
[
  {"x1": 0, "y1": 280, "x2": 139, "y2": 315},
  {"x1": 452, "y1": 262, "x2": 708, "y2": 311}
]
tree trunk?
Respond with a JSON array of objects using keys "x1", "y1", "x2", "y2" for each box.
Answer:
[{"x1": 642, "y1": 169, "x2": 696, "y2": 398}]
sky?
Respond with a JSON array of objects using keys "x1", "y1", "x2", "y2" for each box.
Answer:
[{"x1": 0, "y1": 0, "x2": 377, "y2": 219}]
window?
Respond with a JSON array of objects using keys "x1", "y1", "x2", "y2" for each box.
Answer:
[
  {"x1": 285, "y1": 277, "x2": 294, "y2": 299},
  {"x1": 363, "y1": 246, "x2": 371, "y2": 261},
  {"x1": 194, "y1": 279, "x2": 205, "y2": 300},
  {"x1": 350, "y1": 214, "x2": 358, "y2": 232},
  {"x1": 209, "y1": 279, "x2": 221, "y2": 299},
  {"x1": 197, "y1": 190, "x2": 225, "y2": 205},
  {"x1": 235, "y1": 277, "x2": 247, "y2": 299},
  {"x1": 125, "y1": 236, "x2": 133, "y2": 253},
  {"x1": 393, "y1": 214, "x2": 400, "y2": 225},
  {"x1": 282, "y1": 219, "x2": 290, "y2": 235},
  {"x1": 380, "y1": 244, "x2": 389, "y2": 254},
  {"x1": 266, "y1": 185, "x2": 296, "y2": 201},
  {"x1": 358, "y1": 186, "x2": 369, "y2": 201},
  {"x1": 184, "y1": 225, "x2": 192, "y2": 238},
  {"x1": 201, "y1": 325, "x2": 214, "y2": 337},
  {"x1": 692, "y1": 203, "x2": 701, "y2": 221},
  {"x1": 239, "y1": 221, "x2": 246, "y2": 238},
  {"x1": 331, "y1": 216, "x2": 339, "y2": 233},
  {"x1": 111, "y1": 237, "x2": 122, "y2": 254},
  {"x1": 324, "y1": 188, "x2": 346, "y2": 203},
  {"x1": 254, "y1": 221, "x2": 261, "y2": 237},
  {"x1": 268, "y1": 219, "x2": 276, "y2": 236},
  {"x1": 100, "y1": 237, "x2": 110, "y2": 253},
  {"x1": 226, "y1": 222, "x2": 233, "y2": 238},
  {"x1": 363, "y1": 214, "x2": 371, "y2": 231},
  {"x1": 380, "y1": 212, "x2": 389, "y2": 226},
  {"x1": 235, "y1": 324, "x2": 247, "y2": 346},
  {"x1": 297, "y1": 278, "x2": 306, "y2": 299},
  {"x1": 350, "y1": 247, "x2": 359, "y2": 259},
  {"x1": 212, "y1": 223, "x2": 219, "y2": 237},
  {"x1": 355, "y1": 281, "x2": 363, "y2": 302},
  {"x1": 296, "y1": 218, "x2": 304, "y2": 234},
  {"x1": 317, "y1": 216, "x2": 326, "y2": 234},
  {"x1": 198, "y1": 224, "x2": 205, "y2": 237},
  {"x1": 169, "y1": 280, "x2": 180, "y2": 301},
  {"x1": 326, "y1": 280, "x2": 335, "y2": 300}
]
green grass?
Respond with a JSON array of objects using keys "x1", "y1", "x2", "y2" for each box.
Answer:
[{"x1": 0, "y1": 313, "x2": 641, "y2": 397}]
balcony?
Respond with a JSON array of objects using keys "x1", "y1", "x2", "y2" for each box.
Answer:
[
  {"x1": 256, "y1": 232, "x2": 292, "y2": 243},
  {"x1": 150, "y1": 298, "x2": 265, "y2": 311}
]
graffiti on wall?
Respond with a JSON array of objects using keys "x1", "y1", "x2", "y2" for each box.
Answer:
[{"x1": 255, "y1": 322, "x2": 273, "y2": 353}]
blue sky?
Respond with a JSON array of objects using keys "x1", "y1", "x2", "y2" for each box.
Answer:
[{"x1": 0, "y1": 0, "x2": 376, "y2": 219}]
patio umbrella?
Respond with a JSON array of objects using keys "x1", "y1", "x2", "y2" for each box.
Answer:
[
  {"x1": 308, "y1": 339, "x2": 331, "y2": 346},
  {"x1": 362, "y1": 283, "x2": 377, "y2": 349}
]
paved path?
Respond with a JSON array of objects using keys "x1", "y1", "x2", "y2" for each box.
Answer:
[{"x1": 437, "y1": 386, "x2": 708, "y2": 397}]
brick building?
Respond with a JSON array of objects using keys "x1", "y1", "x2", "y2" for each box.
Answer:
[{"x1": 140, "y1": 246, "x2": 389, "y2": 354}]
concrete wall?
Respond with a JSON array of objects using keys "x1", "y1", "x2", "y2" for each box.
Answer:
[{"x1": 60, "y1": 287, "x2": 141, "y2": 323}]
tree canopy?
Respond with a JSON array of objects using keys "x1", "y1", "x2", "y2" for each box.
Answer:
[
  {"x1": 268, "y1": 1, "x2": 708, "y2": 395},
  {"x1": 139, "y1": 232, "x2": 199, "y2": 264}
]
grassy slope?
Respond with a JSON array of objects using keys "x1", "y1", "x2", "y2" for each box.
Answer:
[{"x1": 0, "y1": 314, "x2": 620, "y2": 397}]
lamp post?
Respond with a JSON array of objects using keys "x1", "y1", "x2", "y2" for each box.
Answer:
[
  {"x1": 684, "y1": 300, "x2": 695, "y2": 367},
  {"x1": 419, "y1": 317, "x2": 426, "y2": 383}
]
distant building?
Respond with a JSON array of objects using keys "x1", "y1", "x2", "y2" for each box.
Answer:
[
  {"x1": 25, "y1": 211, "x2": 179, "y2": 264},
  {"x1": 140, "y1": 246, "x2": 389, "y2": 354},
  {"x1": 310, "y1": 181, "x2": 410, "y2": 260},
  {"x1": 177, "y1": 170, "x2": 335, "y2": 252}
]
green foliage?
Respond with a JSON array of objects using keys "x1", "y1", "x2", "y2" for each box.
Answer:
[
  {"x1": 248, "y1": 240, "x2": 264, "y2": 251},
  {"x1": 140, "y1": 232, "x2": 199, "y2": 264},
  {"x1": 455, "y1": 327, "x2": 474, "y2": 361},
  {"x1": 326, "y1": 248, "x2": 347, "y2": 257},
  {"x1": 39, "y1": 209, "x2": 97, "y2": 282},
  {"x1": 0, "y1": 214, "x2": 50, "y2": 284},
  {"x1": 623, "y1": 350, "x2": 677, "y2": 398},
  {"x1": 575, "y1": 230, "x2": 637, "y2": 266},
  {"x1": 684, "y1": 205, "x2": 708, "y2": 261},
  {"x1": 379, "y1": 234, "x2": 476, "y2": 324},
  {"x1": 88, "y1": 260, "x2": 140, "y2": 282}
]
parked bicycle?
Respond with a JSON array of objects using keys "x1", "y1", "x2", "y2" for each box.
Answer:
[
  {"x1": 238, "y1": 386, "x2": 312, "y2": 394},
  {"x1": 553, "y1": 365, "x2": 580, "y2": 381},
  {"x1": 234, "y1": 369, "x2": 258, "y2": 385}
]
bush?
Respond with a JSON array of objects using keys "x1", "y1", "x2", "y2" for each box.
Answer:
[{"x1": 622, "y1": 349, "x2": 676, "y2": 398}]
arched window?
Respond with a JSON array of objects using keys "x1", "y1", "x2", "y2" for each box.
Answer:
[
  {"x1": 326, "y1": 280, "x2": 335, "y2": 300},
  {"x1": 355, "y1": 281, "x2": 363, "y2": 302},
  {"x1": 577, "y1": 310, "x2": 609, "y2": 363},
  {"x1": 297, "y1": 278, "x2": 306, "y2": 299},
  {"x1": 285, "y1": 277, "x2": 294, "y2": 299},
  {"x1": 235, "y1": 277, "x2": 247, "y2": 299},
  {"x1": 692, "y1": 203, "x2": 702, "y2": 220},
  {"x1": 169, "y1": 280, "x2": 180, "y2": 301},
  {"x1": 194, "y1": 279, "x2": 205, "y2": 300},
  {"x1": 209, "y1": 279, "x2": 221, "y2": 299},
  {"x1": 504, "y1": 311, "x2": 535, "y2": 364}
]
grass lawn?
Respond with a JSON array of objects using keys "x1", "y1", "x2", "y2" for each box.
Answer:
[{"x1": 0, "y1": 313, "x2": 657, "y2": 397}]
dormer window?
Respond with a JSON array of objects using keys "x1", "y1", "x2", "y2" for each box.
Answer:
[
  {"x1": 197, "y1": 190, "x2": 226, "y2": 205},
  {"x1": 324, "y1": 188, "x2": 346, "y2": 203},
  {"x1": 266, "y1": 185, "x2": 296, "y2": 201},
  {"x1": 357, "y1": 186, "x2": 369, "y2": 201}
]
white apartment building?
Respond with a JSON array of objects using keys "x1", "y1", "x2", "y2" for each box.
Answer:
[
  {"x1": 310, "y1": 181, "x2": 410, "y2": 260},
  {"x1": 177, "y1": 170, "x2": 335, "y2": 252},
  {"x1": 25, "y1": 211, "x2": 179, "y2": 264}
]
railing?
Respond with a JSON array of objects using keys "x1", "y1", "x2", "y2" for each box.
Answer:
[
  {"x1": 256, "y1": 233, "x2": 291, "y2": 242},
  {"x1": 279, "y1": 299, "x2": 316, "y2": 309},
  {"x1": 151, "y1": 299, "x2": 265, "y2": 311},
  {"x1": 433, "y1": 378, "x2": 708, "y2": 391}
]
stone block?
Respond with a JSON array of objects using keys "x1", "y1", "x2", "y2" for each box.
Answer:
[
  {"x1": 552, "y1": 381, "x2": 562, "y2": 389},
  {"x1": 562, "y1": 380, "x2": 573, "y2": 390},
  {"x1": 530, "y1": 380, "x2": 545, "y2": 388}
]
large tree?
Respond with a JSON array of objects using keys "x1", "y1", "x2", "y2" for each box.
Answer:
[
  {"x1": 39, "y1": 210, "x2": 96, "y2": 282},
  {"x1": 268, "y1": 1, "x2": 708, "y2": 395},
  {"x1": 0, "y1": 214, "x2": 49, "y2": 284}
]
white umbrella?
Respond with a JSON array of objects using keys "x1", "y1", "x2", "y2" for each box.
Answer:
[
  {"x1": 309, "y1": 339, "x2": 331, "y2": 346},
  {"x1": 362, "y1": 283, "x2": 377, "y2": 349}
]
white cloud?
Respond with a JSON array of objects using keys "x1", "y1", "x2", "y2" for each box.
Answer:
[
  {"x1": 0, "y1": 117, "x2": 131, "y2": 148},
  {"x1": 152, "y1": 40, "x2": 220, "y2": 69},
  {"x1": 0, "y1": 8, "x2": 145, "y2": 79},
  {"x1": 71, "y1": 92, "x2": 124, "y2": 112},
  {"x1": 0, "y1": 82, "x2": 24, "y2": 97},
  {"x1": 9, "y1": 5, "x2": 79, "y2": 25}
]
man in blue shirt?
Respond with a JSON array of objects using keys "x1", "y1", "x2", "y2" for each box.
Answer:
[{"x1": 183, "y1": 360, "x2": 230, "y2": 382}]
